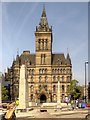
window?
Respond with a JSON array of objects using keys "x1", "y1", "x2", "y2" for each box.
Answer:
[
  {"x1": 57, "y1": 76, "x2": 60, "y2": 81},
  {"x1": 42, "y1": 69, "x2": 45, "y2": 74},
  {"x1": 41, "y1": 54, "x2": 46, "y2": 64},
  {"x1": 29, "y1": 69, "x2": 31, "y2": 75},
  {"x1": 45, "y1": 69, "x2": 47, "y2": 73},
  {"x1": 67, "y1": 85, "x2": 70, "y2": 91},
  {"x1": 52, "y1": 69, "x2": 54, "y2": 74},
  {"x1": 39, "y1": 69, "x2": 42, "y2": 74},
  {"x1": 46, "y1": 39, "x2": 48, "y2": 50},
  {"x1": 30, "y1": 61, "x2": 32, "y2": 65},
  {"x1": 60, "y1": 69, "x2": 62, "y2": 74},
  {"x1": 62, "y1": 85, "x2": 65, "y2": 92},
  {"x1": 39, "y1": 76, "x2": 41, "y2": 82},
  {"x1": 63, "y1": 69, "x2": 65, "y2": 74},
  {"x1": 39, "y1": 85, "x2": 41, "y2": 91},
  {"x1": 62, "y1": 76, "x2": 64, "y2": 82},
  {"x1": 42, "y1": 39, "x2": 44, "y2": 50},
  {"x1": 41, "y1": 54, "x2": 42, "y2": 64},
  {"x1": 55, "y1": 69, "x2": 57, "y2": 73},
  {"x1": 44, "y1": 54, "x2": 46, "y2": 64},
  {"x1": 31, "y1": 94, "x2": 33, "y2": 100},
  {"x1": 67, "y1": 76, "x2": 70, "y2": 82},
  {"x1": 53, "y1": 76, "x2": 56, "y2": 82},
  {"x1": 58, "y1": 69, "x2": 60, "y2": 74},
  {"x1": 38, "y1": 39, "x2": 41, "y2": 50},
  {"x1": 45, "y1": 76, "x2": 48, "y2": 82},
  {"x1": 32, "y1": 69, "x2": 34, "y2": 75},
  {"x1": 39, "y1": 68, "x2": 47, "y2": 74},
  {"x1": 31, "y1": 76, "x2": 33, "y2": 82},
  {"x1": 31, "y1": 85, "x2": 34, "y2": 92},
  {"x1": 45, "y1": 85, "x2": 47, "y2": 91},
  {"x1": 53, "y1": 85, "x2": 56, "y2": 91}
]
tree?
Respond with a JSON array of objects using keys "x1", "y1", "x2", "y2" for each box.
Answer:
[
  {"x1": 69, "y1": 79, "x2": 81, "y2": 100},
  {"x1": 2, "y1": 86, "x2": 9, "y2": 101}
]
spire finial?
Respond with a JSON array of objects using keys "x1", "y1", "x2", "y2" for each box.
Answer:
[
  {"x1": 43, "y1": 3, "x2": 45, "y2": 10},
  {"x1": 42, "y1": 4, "x2": 46, "y2": 17},
  {"x1": 17, "y1": 48, "x2": 19, "y2": 56},
  {"x1": 67, "y1": 48, "x2": 69, "y2": 54}
]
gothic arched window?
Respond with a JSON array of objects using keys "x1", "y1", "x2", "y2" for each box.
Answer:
[
  {"x1": 53, "y1": 85, "x2": 56, "y2": 91},
  {"x1": 45, "y1": 76, "x2": 48, "y2": 82},
  {"x1": 67, "y1": 76, "x2": 70, "y2": 82},
  {"x1": 31, "y1": 76, "x2": 33, "y2": 82},
  {"x1": 62, "y1": 85, "x2": 65, "y2": 92},
  {"x1": 38, "y1": 39, "x2": 41, "y2": 50},
  {"x1": 62, "y1": 76, "x2": 64, "y2": 82},
  {"x1": 32, "y1": 69, "x2": 34, "y2": 75},
  {"x1": 31, "y1": 85, "x2": 34, "y2": 92},
  {"x1": 39, "y1": 76, "x2": 41, "y2": 82},
  {"x1": 53, "y1": 76, "x2": 56, "y2": 82},
  {"x1": 57, "y1": 76, "x2": 60, "y2": 81},
  {"x1": 31, "y1": 94, "x2": 33, "y2": 100},
  {"x1": 46, "y1": 39, "x2": 48, "y2": 50},
  {"x1": 42, "y1": 39, "x2": 44, "y2": 50},
  {"x1": 67, "y1": 85, "x2": 70, "y2": 91}
]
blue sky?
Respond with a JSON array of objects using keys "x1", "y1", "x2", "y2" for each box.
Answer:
[{"x1": 1, "y1": 2, "x2": 88, "y2": 85}]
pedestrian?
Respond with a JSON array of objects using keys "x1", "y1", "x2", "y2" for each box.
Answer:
[{"x1": 15, "y1": 98, "x2": 19, "y2": 106}]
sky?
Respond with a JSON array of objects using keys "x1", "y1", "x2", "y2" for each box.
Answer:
[{"x1": 0, "y1": 2, "x2": 88, "y2": 85}]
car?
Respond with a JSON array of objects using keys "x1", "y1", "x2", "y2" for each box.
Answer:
[{"x1": 86, "y1": 103, "x2": 90, "y2": 107}]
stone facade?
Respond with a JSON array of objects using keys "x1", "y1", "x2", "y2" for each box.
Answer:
[{"x1": 7, "y1": 7, "x2": 72, "y2": 103}]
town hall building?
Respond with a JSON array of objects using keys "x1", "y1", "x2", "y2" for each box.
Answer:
[{"x1": 7, "y1": 7, "x2": 72, "y2": 103}]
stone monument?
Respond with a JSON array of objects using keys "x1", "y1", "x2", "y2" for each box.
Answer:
[
  {"x1": 18, "y1": 64, "x2": 29, "y2": 109},
  {"x1": 57, "y1": 78, "x2": 61, "y2": 109}
]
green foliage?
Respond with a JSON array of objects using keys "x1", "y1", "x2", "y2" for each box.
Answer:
[
  {"x1": 70, "y1": 79, "x2": 82, "y2": 100},
  {"x1": 2, "y1": 86, "x2": 9, "y2": 101}
]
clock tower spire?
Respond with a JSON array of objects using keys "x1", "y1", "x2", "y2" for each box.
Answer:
[{"x1": 35, "y1": 6, "x2": 53, "y2": 65}]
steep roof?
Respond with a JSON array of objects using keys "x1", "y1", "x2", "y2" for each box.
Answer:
[
  {"x1": 52, "y1": 54, "x2": 71, "y2": 65},
  {"x1": 20, "y1": 51, "x2": 35, "y2": 65},
  {"x1": 13, "y1": 51, "x2": 35, "y2": 66},
  {"x1": 13, "y1": 52, "x2": 71, "y2": 66}
]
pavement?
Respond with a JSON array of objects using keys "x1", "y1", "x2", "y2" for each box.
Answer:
[
  {"x1": 0, "y1": 108, "x2": 89, "y2": 119},
  {"x1": 15, "y1": 108, "x2": 89, "y2": 118}
]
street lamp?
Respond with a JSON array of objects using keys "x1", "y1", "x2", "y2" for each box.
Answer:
[
  {"x1": 0, "y1": 72, "x2": 2, "y2": 104},
  {"x1": 85, "y1": 61, "x2": 88, "y2": 103}
]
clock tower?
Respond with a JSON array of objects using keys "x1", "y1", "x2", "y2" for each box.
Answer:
[{"x1": 35, "y1": 7, "x2": 52, "y2": 65}]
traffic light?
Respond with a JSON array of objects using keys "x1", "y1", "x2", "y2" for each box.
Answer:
[{"x1": 88, "y1": 82, "x2": 90, "y2": 101}]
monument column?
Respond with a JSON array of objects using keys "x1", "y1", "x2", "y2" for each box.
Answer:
[
  {"x1": 57, "y1": 78, "x2": 61, "y2": 104},
  {"x1": 57, "y1": 76, "x2": 61, "y2": 108},
  {"x1": 18, "y1": 64, "x2": 29, "y2": 109}
]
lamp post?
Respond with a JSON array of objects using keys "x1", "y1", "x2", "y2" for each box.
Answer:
[
  {"x1": 0, "y1": 72, "x2": 2, "y2": 105},
  {"x1": 85, "y1": 61, "x2": 88, "y2": 103}
]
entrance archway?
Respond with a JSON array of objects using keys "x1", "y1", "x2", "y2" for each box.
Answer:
[{"x1": 40, "y1": 94, "x2": 46, "y2": 103}]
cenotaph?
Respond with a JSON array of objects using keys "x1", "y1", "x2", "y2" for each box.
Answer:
[
  {"x1": 18, "y1": 64, "x2": 29, "y2": 109},
  {"x1": 57, "y1": 78, "x2": 61, "y2": 109}
]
